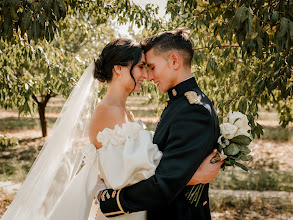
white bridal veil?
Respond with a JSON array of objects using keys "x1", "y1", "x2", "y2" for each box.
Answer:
[{"x1": 2, "y1": 62, "x2": 99, "y2": 220}]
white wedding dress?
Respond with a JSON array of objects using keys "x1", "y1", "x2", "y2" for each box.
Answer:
[{"x1": 48, "y1": 120, "x2": 162, "y2": 220}]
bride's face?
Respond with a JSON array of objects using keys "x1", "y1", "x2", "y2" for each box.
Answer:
[
  {"x1": 120, "y1": 53, "x2": 147, "y2": 93},
  {"x1": 131, "y1": 53, "x2": 147, "y2": 93}
]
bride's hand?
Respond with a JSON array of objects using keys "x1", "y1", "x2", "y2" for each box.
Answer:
[
  {"x1": 187, "y1": 149, "x2": 223, "y2": 185},
  {"x1": 98, "y1": 191, "x2": 102, "y2": 202}
]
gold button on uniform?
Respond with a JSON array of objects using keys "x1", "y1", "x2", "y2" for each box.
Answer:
[
  {"x1": 172, "y1": 89, "x2": 177, "y2": 96},
  {"x1": 165, "y1": 102, "x2": 168, "y2": 107}
]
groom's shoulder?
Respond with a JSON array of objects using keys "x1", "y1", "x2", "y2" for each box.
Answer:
[{"x1": 177, "y1": 88, "x2": 215, "y2": 117}]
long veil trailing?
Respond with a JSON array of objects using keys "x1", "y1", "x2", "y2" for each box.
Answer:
[{"x1": 2, "y1": 61, "x2": 99, "y2": 220}]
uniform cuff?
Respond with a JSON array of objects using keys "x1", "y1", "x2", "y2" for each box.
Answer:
[{"x1": 99, "y1": 189, "x2": 128, "y2": 217}]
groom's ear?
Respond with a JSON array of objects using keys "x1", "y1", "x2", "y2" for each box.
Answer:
[{"x1": 168, "y1": 53, "x2": 180, "y2": 70}]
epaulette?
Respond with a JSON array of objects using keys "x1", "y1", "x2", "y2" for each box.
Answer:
[{"x1": 184, "y1": 91, "x2": 200, "y2": 104}]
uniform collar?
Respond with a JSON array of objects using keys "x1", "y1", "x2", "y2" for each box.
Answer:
[{"x1": 167, "y1": 77, "x2": 198, "y2": 100}]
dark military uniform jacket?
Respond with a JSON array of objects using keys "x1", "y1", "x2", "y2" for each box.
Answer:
[{"x1": 99, "y1": 77, "x2": 220, "y2": 220}]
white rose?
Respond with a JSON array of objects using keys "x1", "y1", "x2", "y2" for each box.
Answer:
[
  {"x1": 220, "y1": 123, "x2": 238, "y2": 139},
  {"x1": 234, "y1": 128, "x2": 250, "y2": 137},
  {"x1": 227, "y1": 112, "x2": 250, "y2": 131}
]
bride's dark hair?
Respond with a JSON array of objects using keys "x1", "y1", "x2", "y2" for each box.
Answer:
[{"x1": 94, "y1": 38, "x2": 142, "y2": 89}]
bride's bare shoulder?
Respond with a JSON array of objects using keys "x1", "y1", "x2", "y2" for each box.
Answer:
[{"x1": 89, "y1": 103, "x2": 127, "y2": 149}]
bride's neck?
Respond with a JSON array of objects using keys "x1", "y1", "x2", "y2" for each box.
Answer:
[{"x1": 104, "y1": 83, "x2": 129, "y2": 108}]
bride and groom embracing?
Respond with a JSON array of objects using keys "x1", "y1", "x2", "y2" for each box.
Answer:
[{"x1": 3, "y1": 29, "x2": 223, "y2": 220}]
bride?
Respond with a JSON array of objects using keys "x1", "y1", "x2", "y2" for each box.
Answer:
[
  {"x1": 2, "y1": 38, "x2": 220, "y2": 220},
  {"x1": 49, "y1": 38, "x2": 162, "y2": 220}
]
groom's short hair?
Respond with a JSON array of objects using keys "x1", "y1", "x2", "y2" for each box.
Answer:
[{"x1": 140, "y1": 28, "x2": 194, "y2": 66}]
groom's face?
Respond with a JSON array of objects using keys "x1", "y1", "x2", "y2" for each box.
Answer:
[{"x1": 145, "y1": 48, "x2": 177, "y2": 93}]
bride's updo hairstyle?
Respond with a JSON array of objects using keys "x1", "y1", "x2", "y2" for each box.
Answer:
[{"x1": 94, "y1": 38, "x2": 142, "y2": 87}]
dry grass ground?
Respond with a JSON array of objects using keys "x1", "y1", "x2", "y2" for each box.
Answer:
[{"x1": 0, "y1": 95, "x2": 293, "y2": 218}]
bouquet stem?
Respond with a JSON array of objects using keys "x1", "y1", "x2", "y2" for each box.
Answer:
[{"x1": 185, "y1": 183, "x2": 205, "y2": 207}]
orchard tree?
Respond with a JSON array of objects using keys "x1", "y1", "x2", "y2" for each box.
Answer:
[
  {"x1": 138, "y1": 0, "x2": 293, "y2": 138},
  {"x1": 0, "y1": 34, "x2": 85, "y2": 137},
  {"x1": 0, "y1": 0, "x2": 159, "y2": 137},
  {"x1": 0, "y1": 16, "x2": 119, "y2": 137}
]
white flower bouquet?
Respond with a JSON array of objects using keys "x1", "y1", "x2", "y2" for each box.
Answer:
[{"x1": 186, "y1": 112, "x2": 254, "y2": 207}]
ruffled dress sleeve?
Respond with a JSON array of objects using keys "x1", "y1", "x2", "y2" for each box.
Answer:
[{"x1": 97, "y1": 121, "x2": 162, "y2": 190}]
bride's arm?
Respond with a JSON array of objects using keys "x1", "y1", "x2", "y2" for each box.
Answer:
[{"x1": 186, "y1": 149, "x2": 223, "y2": 185}]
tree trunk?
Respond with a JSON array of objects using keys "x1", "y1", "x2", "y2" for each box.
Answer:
[
  {"x1": 38, "y1": 102, "x2": 47, "y2": 137},
  {"x1": 33, "y1": 94, "x2": 51, "y2": 137}
]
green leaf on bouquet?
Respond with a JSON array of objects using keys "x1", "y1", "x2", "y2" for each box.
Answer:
[
  {"x1": 218, "y1": 145, "x2": 223, "y2": 153},
  {"x1": 224, "y1": 143, "x2": 240, "y2": 155},
  {"x1": 238, "y1": 145, "x2": 251, "y2": 154},
  {"x1": 230, "y1": 159, "x2": 249, "y2": 172},
  {"x1": 231, "y1": 135, "x2": 251, "y2": 146},
  {"x1": 239, "y1": 155, "x2": 253, "y2": 161},
  {"x1": 228, "y1": 155, "x2": 240, "y2": 160}
]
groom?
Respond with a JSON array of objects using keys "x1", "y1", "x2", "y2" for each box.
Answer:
[{"x1": 98, "y1": 29, "x2": 221, "y2": 220}]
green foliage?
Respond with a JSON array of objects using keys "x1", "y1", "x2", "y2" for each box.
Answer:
[
  {"x1": 0, "y1": 33, "x2": 84, "y2": 114},
  {"x1": 0, "y1": 0, "x2": 67, "y2": 42},
  {"x1": 137, "y1": 0, "x2": 293, "y2": 139},
  {"x1": 0, "y1": 0, "x2": 159, "y2": 43},
  {"x1": 0, "y1": 134, "x2": 18, "y2": 151}
]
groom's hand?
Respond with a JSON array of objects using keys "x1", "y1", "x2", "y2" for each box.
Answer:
[{"x1": 187, "y1": 149, "x2": 223, "y2": 185}]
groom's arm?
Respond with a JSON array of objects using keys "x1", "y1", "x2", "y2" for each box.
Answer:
[{"x1": 99, "y1": 104, "x2": 217, "y2": 216}]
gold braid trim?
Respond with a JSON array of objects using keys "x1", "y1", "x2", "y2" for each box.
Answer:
[
  {"x1": 103, "y1": 189, "x2": 126, "y2": 217},
  {"x1": 104, "y1": 210, "x2": 124, "y2": 217},
  {"x1": 117, "y1": 189, "x2": 126, "y2": 214}
]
